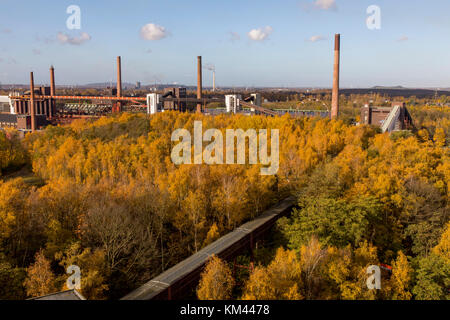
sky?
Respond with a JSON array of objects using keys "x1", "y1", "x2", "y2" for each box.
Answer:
[{"x1": 0, "y1": 0, "x2": 450, "y2": 88}]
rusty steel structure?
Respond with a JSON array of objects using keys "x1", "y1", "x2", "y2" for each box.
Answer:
[{"x1": 331, "y1": 33, "x2": 340, "y2": 120}]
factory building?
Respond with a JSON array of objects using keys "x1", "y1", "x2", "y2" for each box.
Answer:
[
  {"x1": 225, "y1": 94, "x2": 242, "y2": 113},
  {"x1": 0, "y1": 90, "x2": 50, "y2": 131},
  {"x1": 13, "y1": 87, "x2": 54, "y2": 118},
  {"x1": 360, "y1": 102, "x2": 413, "y2": 132},
  {"x1": 0, "y1": 95, "x2": 15, "y2": 114},
  {"x1": 0, "y1": 95, "x2": 17, "y2": 128},
  {"x1": 147, "y1": 93, "x2": 163, "y2": 115},
  {"x1": 163, "y1": 87, "x2": 187, "y2": 112}
]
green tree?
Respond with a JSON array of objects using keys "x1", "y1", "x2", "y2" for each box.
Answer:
[
  {"x1": 413, "y1": 254, "x2": 450, "y2": 300},
  {"x1": 283, "y1": 197, "x2": 382, "y2": 249}
]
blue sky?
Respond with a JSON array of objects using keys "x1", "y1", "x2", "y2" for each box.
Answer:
[{"x1": 0, "y1": 0, "x2": 450, "y2": 88}]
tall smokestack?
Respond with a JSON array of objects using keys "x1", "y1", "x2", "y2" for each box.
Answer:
[
  {"x1": 117, "y1": 56, "x2": 122, "y2": 97},
  {"x1": 213, "y1": 70, "x2": 216, "y2": 92},
  {"x1": 197, "y1": 56, "x2": 202, "y2": 113},
  {"x1": 331, "y1": 34, "x2": 340, "y2": 120},
  {"x1": 30, "y1": 72, "x2": 36, "y2": 132},
  {"x1": 50, "y1": 66, "x2": 56, "y2": 96},
  {"x1": 49, "y1": 65, "x2": 55, "y2": 119}
]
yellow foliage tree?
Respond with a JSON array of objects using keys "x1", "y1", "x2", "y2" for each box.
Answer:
[
  {"x1": 56, "y1": 242, "x2": 109, "y2": 300},
  {"x1": 242, "y1": 248, "x2": 303, "y2": 300},
  {"x1": 23, "y1": 250, "x2": 56, "y2": 298},
  {"x1": 434, "y1": 128, "x2": 446, "y2": 147},
  {"x1": 389, "y1": 251, "x2": 413, "y2": 300},
  {"x1": 433, "y1": 223, "x2": 450, "y2": 263},
  {"x1": 197, "y1": 255, "x2": 234, "y2": 300}
]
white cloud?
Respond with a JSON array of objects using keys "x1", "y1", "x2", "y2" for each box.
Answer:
[
  {"x1": 140, "y1": 23, "x2": 168, "y2": 40},
  {"x1": 57, "y1": 32, "x2": 91, "y2": 45},
  {"x1": 308, "y1": 35, "x2": 326, "y2": 42},
  {"x1": 397, "y1": 36, "x2": 409, "y2": 42},
  {"x1": 313, "y1": 0, "x2": 337, "y2": 10},
  {"x1": 247, "y1": 26, "x2": 273, "y2": 41}
]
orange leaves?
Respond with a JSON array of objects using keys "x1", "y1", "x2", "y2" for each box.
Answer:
[
  {"x1": 389, "y1": 251, "x2": 413, "y2": 300},
  {"x1": 197, "y1": 255, "x2": 235, "y2": 300},
  {"x1": 242, "y1": 248, "x2": 303, "y2": 300},
  {"x1": 23, "y1": 249, "x2": 56, "y2": 298}
]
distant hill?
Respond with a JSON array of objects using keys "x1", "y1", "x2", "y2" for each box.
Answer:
[
  {"x1": 340, "y1": 87, "x2": 450, "y2": 98},
  {"x1": 371, "y1": 86, "x2": 405, "y2": 89}
]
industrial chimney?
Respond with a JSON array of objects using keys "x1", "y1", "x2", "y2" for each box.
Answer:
[
  {"x1": 331, "y1": 34, "x2": 340, "y2": 120},
  {"x1": 197, "y1": 56, "x2": 202, "y2": 113},
  {"x1": 50, "y1": 66, "x2": 56, "y2": 96},
  {"x1": 49, "y1": 65, "x2": 56, "y2": 118},
  {"x1": 30, "y1": 72, "x2": 36, "y2": 132},
  {"x1": 117, "y1": 56, "x2": 122, "y2": 97}
]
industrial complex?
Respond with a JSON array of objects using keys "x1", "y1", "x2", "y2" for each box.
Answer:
[{"x1": 0, "y1": 34, "x2": 413, "y2": 134}]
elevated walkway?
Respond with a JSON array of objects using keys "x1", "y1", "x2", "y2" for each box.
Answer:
[{"x1": 122, "y1": 197, "x2": 296, "y2": 300}]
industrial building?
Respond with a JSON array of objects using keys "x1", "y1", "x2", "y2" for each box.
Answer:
[
  {"x1": 13, "y1": 87, "x2": 54, "y2": 118},
  {"x1": 163, "y1": 87, "x2": 187, "y2": 112},
  {"x1": 0, "y1": 87, "x2": 51, "y2": 131},
  {"x1": 225, "y1": 94, "x2": 242, "y2": 113},
  {"x1": 0, "y1": 95, "x2": 14, "y2": 114},
  {"x1": 0, "y1": 95, "x2": 17, "y2": 128},
  {"x1": 2, "y1": 38, "x2": 342, "y2": 132},
  {"x1": 3, "y1": 34, "x2": 412, "y2": 134},
  {"x1": 360, "y1": 102, "x2": 413, "y2": 132}
]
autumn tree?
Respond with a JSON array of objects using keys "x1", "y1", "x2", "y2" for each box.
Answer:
[
  {"x1": 299, "y1": 236, "x2": 328, "y2": 299},
  {"x1": 432, "y1": 222, "x2": 450, "y2": 262},
  {"x1": 23, "y1": 250, "x2": 56, "y2": 298},
  {"x1": 242, "y1": 248, "x2": 303, "y2": 300},
  {"x1": 1, "y1": 109, "x2": 447, "y2": 300},
  {"x1": 56, "y1": 242, "x2": 108, "y2": 300},
  {"x1": 433, "y1": 128, "x2": 446, "y2": 147},
  {"x1": 389, "y1": 251, "x2": 413, "y2": 300},
  {"x1": 413, "y1": 224, "x2": 450, "y2": 300},
  {"x1": 197, "y1": 255, "x2": 234, "y2": 300},
  {"x1": 0, "y1": 252, "x2": 26, "y2": 300}
]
